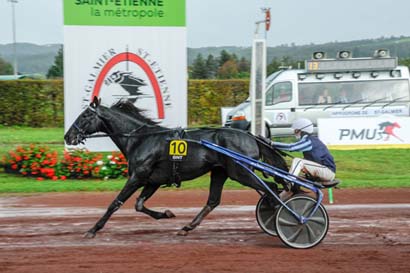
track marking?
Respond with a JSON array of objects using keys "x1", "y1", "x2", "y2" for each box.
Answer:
[{"x1": 0, "y1": 204, "x2": 409, "y2": 218}]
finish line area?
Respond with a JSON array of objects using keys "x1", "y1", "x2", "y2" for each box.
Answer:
[{"x1": 0, "y1": 189, "x2": 409, "y2": 273}]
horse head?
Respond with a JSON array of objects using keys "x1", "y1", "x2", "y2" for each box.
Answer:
[{"x1": 64, "y1": 97, "x2": 104, "y2": 145}]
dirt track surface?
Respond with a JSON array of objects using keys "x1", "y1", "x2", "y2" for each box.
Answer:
[{"x1": 0, "y1": 188, "x2": 409, "y2": 273}]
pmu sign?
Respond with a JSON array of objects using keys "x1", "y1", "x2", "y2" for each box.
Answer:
[
  {"x1": 318, "y1": 117, "x2": 410, "y2": 146},
  {"x1": 63, "y1": 0, "x2": 187, "y2": 151}
]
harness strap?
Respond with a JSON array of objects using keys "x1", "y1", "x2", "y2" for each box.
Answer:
[
  {"x1": 170, "y1": 161, "x2": 182, "y2": 188},
  {"x1": 165, "y1": 127, "x2": 187, "y2": 188}
]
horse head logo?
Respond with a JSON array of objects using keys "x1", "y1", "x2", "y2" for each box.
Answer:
[{"x1": 105, "y1": 71, "x2": 148, "y2": 103}]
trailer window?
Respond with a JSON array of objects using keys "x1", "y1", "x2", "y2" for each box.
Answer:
[
  {"x1": 266, "y1": 82, "x2": 292, "y2": 106},
  {"x1": 298, "y1": 80, "x2": 410, "y2": 106}
]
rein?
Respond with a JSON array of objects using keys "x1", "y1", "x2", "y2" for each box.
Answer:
[
  {"x1": 81, "y1": 125, "x2": 200, "y2": 140},
  {"x1": 83, "y1": 123, "x2": 148, "y2": 139},
  {"x1": 253, "y1": 134, "x2": 293, "y2": 159}
]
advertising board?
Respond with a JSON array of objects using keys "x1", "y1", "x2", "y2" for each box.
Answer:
[
  {"x1": 63, "y1": 0, "x2": 187, "y2": 151},
  {"x1": 318, "y1": 117, "x2": 410, "y2": 148}
]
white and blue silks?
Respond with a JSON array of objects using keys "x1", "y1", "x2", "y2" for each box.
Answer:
[{"x1": 271, "y1": 135, "x2": 336, "y2": 182}]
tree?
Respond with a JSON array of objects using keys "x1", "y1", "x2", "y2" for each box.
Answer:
[
  {"x1": 231, "y1": 53, "x2": 239, "y2": 62},
  {"x1": 218, "y1": 59, "x2": 238, "y2": 79},
  {"x1": 237, "y1": 57, "x2": 250, "y2": 79},
  {"x1": 266, "y1": 57, "x2": 282, "y2": 75},
  {"x1": 47, "y1": 46, "x2": 64, "y2": 79},
  {"x1": 205, "y1": 54, "x2": 218, "y2": 79},
  {"x1": 237, "y1": 57, "x2": 250, "y2": 73},
  {"x1": 399, "y1": 58, "x2": 410, "y2": 68},
  {"x1": 267, "y1": 56, "x2": 304, "y2": 75},
  {"x1": 191, "y1": 53, "x2": 208, "y2": 79},
  {"x1": 0, "y1": 57, "x2": 13, "y2": 75},
  {"x1": 218, "y1": 50, "x2": 232, "y2": 67}
]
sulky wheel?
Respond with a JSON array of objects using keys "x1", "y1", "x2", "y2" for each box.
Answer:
[
  {"x1": 275, "y1": 195, "x2": 329, "y2": 249},
  {"x1": 256, "y1": 194, "x2": 280, "y2": 236}
]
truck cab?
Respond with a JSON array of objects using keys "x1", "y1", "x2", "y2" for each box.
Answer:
[{"x1": 225, "y1": 50, "x2": 410, "y2": 137}]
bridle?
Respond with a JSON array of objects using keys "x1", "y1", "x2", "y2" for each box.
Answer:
[
  {"x1": 72, "y1": 122, "x2": 89, "y2": 144},
  {"x1": 71, "y1": 106, "x2": 104, "y2": 144}
]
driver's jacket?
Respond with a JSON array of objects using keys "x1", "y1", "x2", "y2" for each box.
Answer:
[{"x1": 271, "y1": 134, "x2": 336, "y2": 173}]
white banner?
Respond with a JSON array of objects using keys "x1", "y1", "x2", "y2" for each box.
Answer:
[
  {"x1": 318, "y1": 117, "x2": 410, "y2": 146},
  {"x1": 63, "y1": 0, "x2": 186, "y2": 151}
]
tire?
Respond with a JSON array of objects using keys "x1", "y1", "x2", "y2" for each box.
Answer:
[
  {"x1": 275, "y1": 195, "x2": 329, "y2": 249},
  {"x1": 255, "y1": 194, "x2": 280, "y2": 236}
]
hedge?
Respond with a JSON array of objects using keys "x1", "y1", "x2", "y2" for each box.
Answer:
[
  {"x1": 0, "y1": 80, "x2": 63, "y2": 127},
  {"x1": 0, "y1": 79, "x2": 249, "y2": 127},
  {"x1": 188, "y1": 80, "x2": 249, "y2": 125}
]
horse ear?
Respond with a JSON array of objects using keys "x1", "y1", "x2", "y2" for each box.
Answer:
[{"x1": 90, "y1": 96, "x2": 100, "y2": 108}]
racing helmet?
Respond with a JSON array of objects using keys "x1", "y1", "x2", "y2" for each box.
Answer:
[{"x1": 291, "y1": 118, "x2": 313, "y2": 134}]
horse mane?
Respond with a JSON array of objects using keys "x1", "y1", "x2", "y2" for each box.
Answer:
[{"x1": 110, "y1": 100, "x2": 159, "y2": 126}]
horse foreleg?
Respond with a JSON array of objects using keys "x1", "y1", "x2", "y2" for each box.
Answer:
[
  {"x1": 177, "y1": 167, "x2": 227, "y2": 236},
  {"x1": 135, "y1": 184, "x2": 176, "y2": 219},
  {"x1": 84, "y1": 177, "x2": 141, "y2": 239}
]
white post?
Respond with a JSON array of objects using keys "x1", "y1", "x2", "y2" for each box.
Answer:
[
  {"x1": 250, "y1": 8, "x2": 269, "y2": 137},
  {"x1": 250, "y1": 39, "x2": 266, "y2": 136},
  {"x1": 9, "y1": 0, "x2": 18, "y2": 76}
]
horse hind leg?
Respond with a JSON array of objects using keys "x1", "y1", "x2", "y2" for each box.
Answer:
[
  {"x1": 177, "y1": 167, "x2": 227, "y2": 236},
  {"x1": 135, "y1": 184, "x2": 176, "y2": 219}
]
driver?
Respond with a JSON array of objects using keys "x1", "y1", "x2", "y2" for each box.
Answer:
[{"x1": 267, "y1": 118, "x2": 337, "y2": 199}]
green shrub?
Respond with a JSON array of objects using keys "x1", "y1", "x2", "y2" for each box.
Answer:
[{"x1": 0, "y1": 80, "x2": 63, "y2": 127}]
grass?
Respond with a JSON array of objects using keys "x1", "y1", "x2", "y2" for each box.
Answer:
[
  {"x1": 1, "y1": 126, "x2": 410, "y2": 193},
  {"x1": 0, "y1": 127, "x2": 64, "y2": 155}
]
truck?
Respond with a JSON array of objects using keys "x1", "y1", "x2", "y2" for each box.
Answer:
[{"x1": 224, "y1": 49, "x2": 410, "y2": 137}]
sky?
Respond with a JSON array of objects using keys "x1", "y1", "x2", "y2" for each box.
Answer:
[{"x1": 1, "y1": 0, "x2": 410, "y2": 48}]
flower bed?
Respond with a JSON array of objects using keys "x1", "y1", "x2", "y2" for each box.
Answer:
[{"x1": 1, "y1": 145, "x2": 128, "y2": 180}]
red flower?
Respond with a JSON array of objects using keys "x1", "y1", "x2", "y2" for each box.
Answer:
[{"x1": 36, "y1": 177, "x2": 44, "y2": 181}]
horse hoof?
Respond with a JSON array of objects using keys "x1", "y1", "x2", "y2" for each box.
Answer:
[
  {"x1": 177, "y1": 229, "x2": 189, "y2": 236},
  {"x1": 84, "y1": 231, "x2": 96, "y2": 239},
  {"x1": 165, "y1": 210, "x2": 176, "y2": 218}
]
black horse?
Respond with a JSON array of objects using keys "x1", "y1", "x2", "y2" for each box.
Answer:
[{"x1": 65, "y1": 97, "x2": 288, "y2": 238}]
